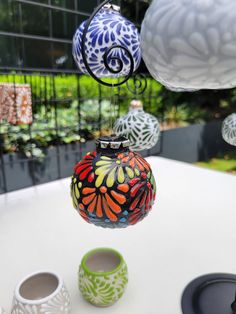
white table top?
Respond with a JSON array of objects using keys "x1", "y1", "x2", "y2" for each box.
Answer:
[{"x1": 1, "y1": 156, "x2": 236, "y2": 314}]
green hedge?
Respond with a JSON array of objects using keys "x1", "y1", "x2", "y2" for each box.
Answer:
[{"x1": 0, "y1": 73, "x2": 235, "y2": 157}]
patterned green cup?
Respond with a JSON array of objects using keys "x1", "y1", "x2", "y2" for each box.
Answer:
[{"x1": 78, "y1": 248, "x2": 128, "y2": 307}]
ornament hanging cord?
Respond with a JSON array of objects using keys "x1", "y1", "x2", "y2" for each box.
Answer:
[{"x1": 109, "y1": 84, "x2": 117, "y2": 133}]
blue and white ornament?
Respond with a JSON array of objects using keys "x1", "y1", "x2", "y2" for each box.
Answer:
[{"x1": 73, "y1": 4, "x2": 141, "y2": 78}]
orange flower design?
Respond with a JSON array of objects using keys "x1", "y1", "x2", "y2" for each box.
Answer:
[{"x1": 79, "y1": 183, "x2": 129, "y2": 222}]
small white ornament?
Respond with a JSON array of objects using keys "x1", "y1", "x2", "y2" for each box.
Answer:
[
  {"x1": 114, "y1": 100, "x2": 160, "y2": 151},
  {"x1": 222, "y1": 113, "x2": 236, "y2": 146},
  {"x1": 141, "y1": 0, "x2": 236, "y2": 91}
]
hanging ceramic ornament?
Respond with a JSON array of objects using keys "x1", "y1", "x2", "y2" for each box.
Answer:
[
  {"x1": 141, "y1": 0, "x2": 236, "y2": 91},
  {"x1": 222, "y1": 113, "x2": 236, "y2": 146},
  {"x1": 114, "y1": 100, "x2": 160, "y2": 151},
  {"x1": 71, "y1": 136, "x2": 156, "y2": 228},
  {"x1": 73, "y1": 4, "x2": 141, "y2": 78}
]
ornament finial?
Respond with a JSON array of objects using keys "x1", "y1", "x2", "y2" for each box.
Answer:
[
  {"x1": 103, "y1": 3, "x2": 120, "y2": 12},
  {"x1": 96, "y1": 135, "x2": 130, "y2": 153},
  {"x1": 130, "y1": 100, "x2": 143, "y2": 110}
]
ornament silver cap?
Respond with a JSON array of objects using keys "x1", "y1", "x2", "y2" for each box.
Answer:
[
  {"x1": 96, "y1": 135, "x2": 130, "y2": 152},
  {"x1": 103, "y1": 4, "x2": 120, "y2": 12},
  {"x1": 130, "y1": 99, "x2": 143, "y2": 110}
]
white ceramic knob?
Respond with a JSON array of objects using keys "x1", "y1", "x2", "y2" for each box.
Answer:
[{"x1": 141, "y1": 0, "x2": 236, "y2": 91}]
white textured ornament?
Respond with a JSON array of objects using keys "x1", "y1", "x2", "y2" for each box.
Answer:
[
  {"x1": 114, "y1": 100, "x2": 160, "y2": 151},
  {"x1": 73, "y1": 5, "x2": 141, "y2": 78},
  {"x1": 222, "y1": 113, "x2": 236, "y2": 146},
  {"x1": 141, "y1": 0, "x2": 236, "y2": 91}
]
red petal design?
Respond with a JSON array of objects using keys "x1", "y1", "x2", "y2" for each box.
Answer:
[
  {"x1": 79, "y1": 167, "x2": 92, "y2": 180},
  {"x1": 129, "y1": 209, "x2": 142, "y2": 225},
  {"x1": 130, "y1": 191, "x2": 144, "y2": 211},
  {"x1": 84, "y1": 154, "x2": 94, "y2": 160},
  {"x1": 139, "y1": 191, "x2": 147, "y2": 208},
  {"x1": 88, "y1": 172, "x2": 94, "y2": 183},
  {"x1": 74, "y1": 160, "x2": 91, "y2": 173},
  {"x1": 129, "y1": 178, "x2": 140, "y2": 187},
  {"x1": 130, "y1": 181, "x2": 146, "y2": 198},
  {"x1": 145, "y1": 190, "x2": 151, "y2": 210}
]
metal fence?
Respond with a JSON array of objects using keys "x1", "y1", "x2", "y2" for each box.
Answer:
[
  {"x1": 0, "y1": 71, "x2": 164, "y2": 194},
  {"x1": 0, "y1": 0, "x2": 155, "y2": 193},
  {"x1": 1, "y1": 0, "x2": 233, "y2": 193},
  {"x1": 0, "y1": 0, "x2": 149, "y2": 72}
]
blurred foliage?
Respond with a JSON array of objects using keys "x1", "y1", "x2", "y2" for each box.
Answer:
[
  {"x1": 0, "y1": 74, "x2": 236, "y2": 158},
  {"x1": 196, "y1": 151, "x2": 236, "y2": 174}
]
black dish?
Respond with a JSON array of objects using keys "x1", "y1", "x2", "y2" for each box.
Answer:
[{"x1": 182, "y1": 273, "x2": 236, "y2": 314}]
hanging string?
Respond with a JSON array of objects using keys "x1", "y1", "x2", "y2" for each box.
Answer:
[{"x1": 109, "y1": 84, "x2": 114, "y2": 133}]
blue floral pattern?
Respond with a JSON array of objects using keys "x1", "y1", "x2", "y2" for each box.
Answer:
[{"x1": 73, "y1": 7, "x2": 141, "y2": 78}]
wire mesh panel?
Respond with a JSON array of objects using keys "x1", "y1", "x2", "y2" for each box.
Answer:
[
  {"x1": 0, "y1": 0, "x2": 149, "y2": 72},
  {"x1": 1, "y1": 0, "x2": 229, "y2": 193},
  {"x1": 0, "y1": 71, "x2": 163, "y2": 193}
]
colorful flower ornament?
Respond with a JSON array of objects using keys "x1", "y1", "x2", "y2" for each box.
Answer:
[
  {"x1": 72, "y1": 4, "x2": 141, "y2": 78},
  {"x1": 71, "y1": 136, "x2": 156, "y2": 228},
  {"x1": 114, "y1": 100, "x2": 160, "y2": 151},
  {"x1": 222, "y1": 113, "x2": 236, "y2": 146},
  {"x1": 141, "y1": 0, "x2": 236, "y2": 91}
]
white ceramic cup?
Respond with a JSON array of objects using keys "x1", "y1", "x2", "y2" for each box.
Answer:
[{"x1": 11, "y1": 271, "x2": 71, "y2": 314}]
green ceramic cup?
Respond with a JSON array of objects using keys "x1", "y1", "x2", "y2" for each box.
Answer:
[{"x1": 78, "y1": 248, "x2": 128, "y2": 307}]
